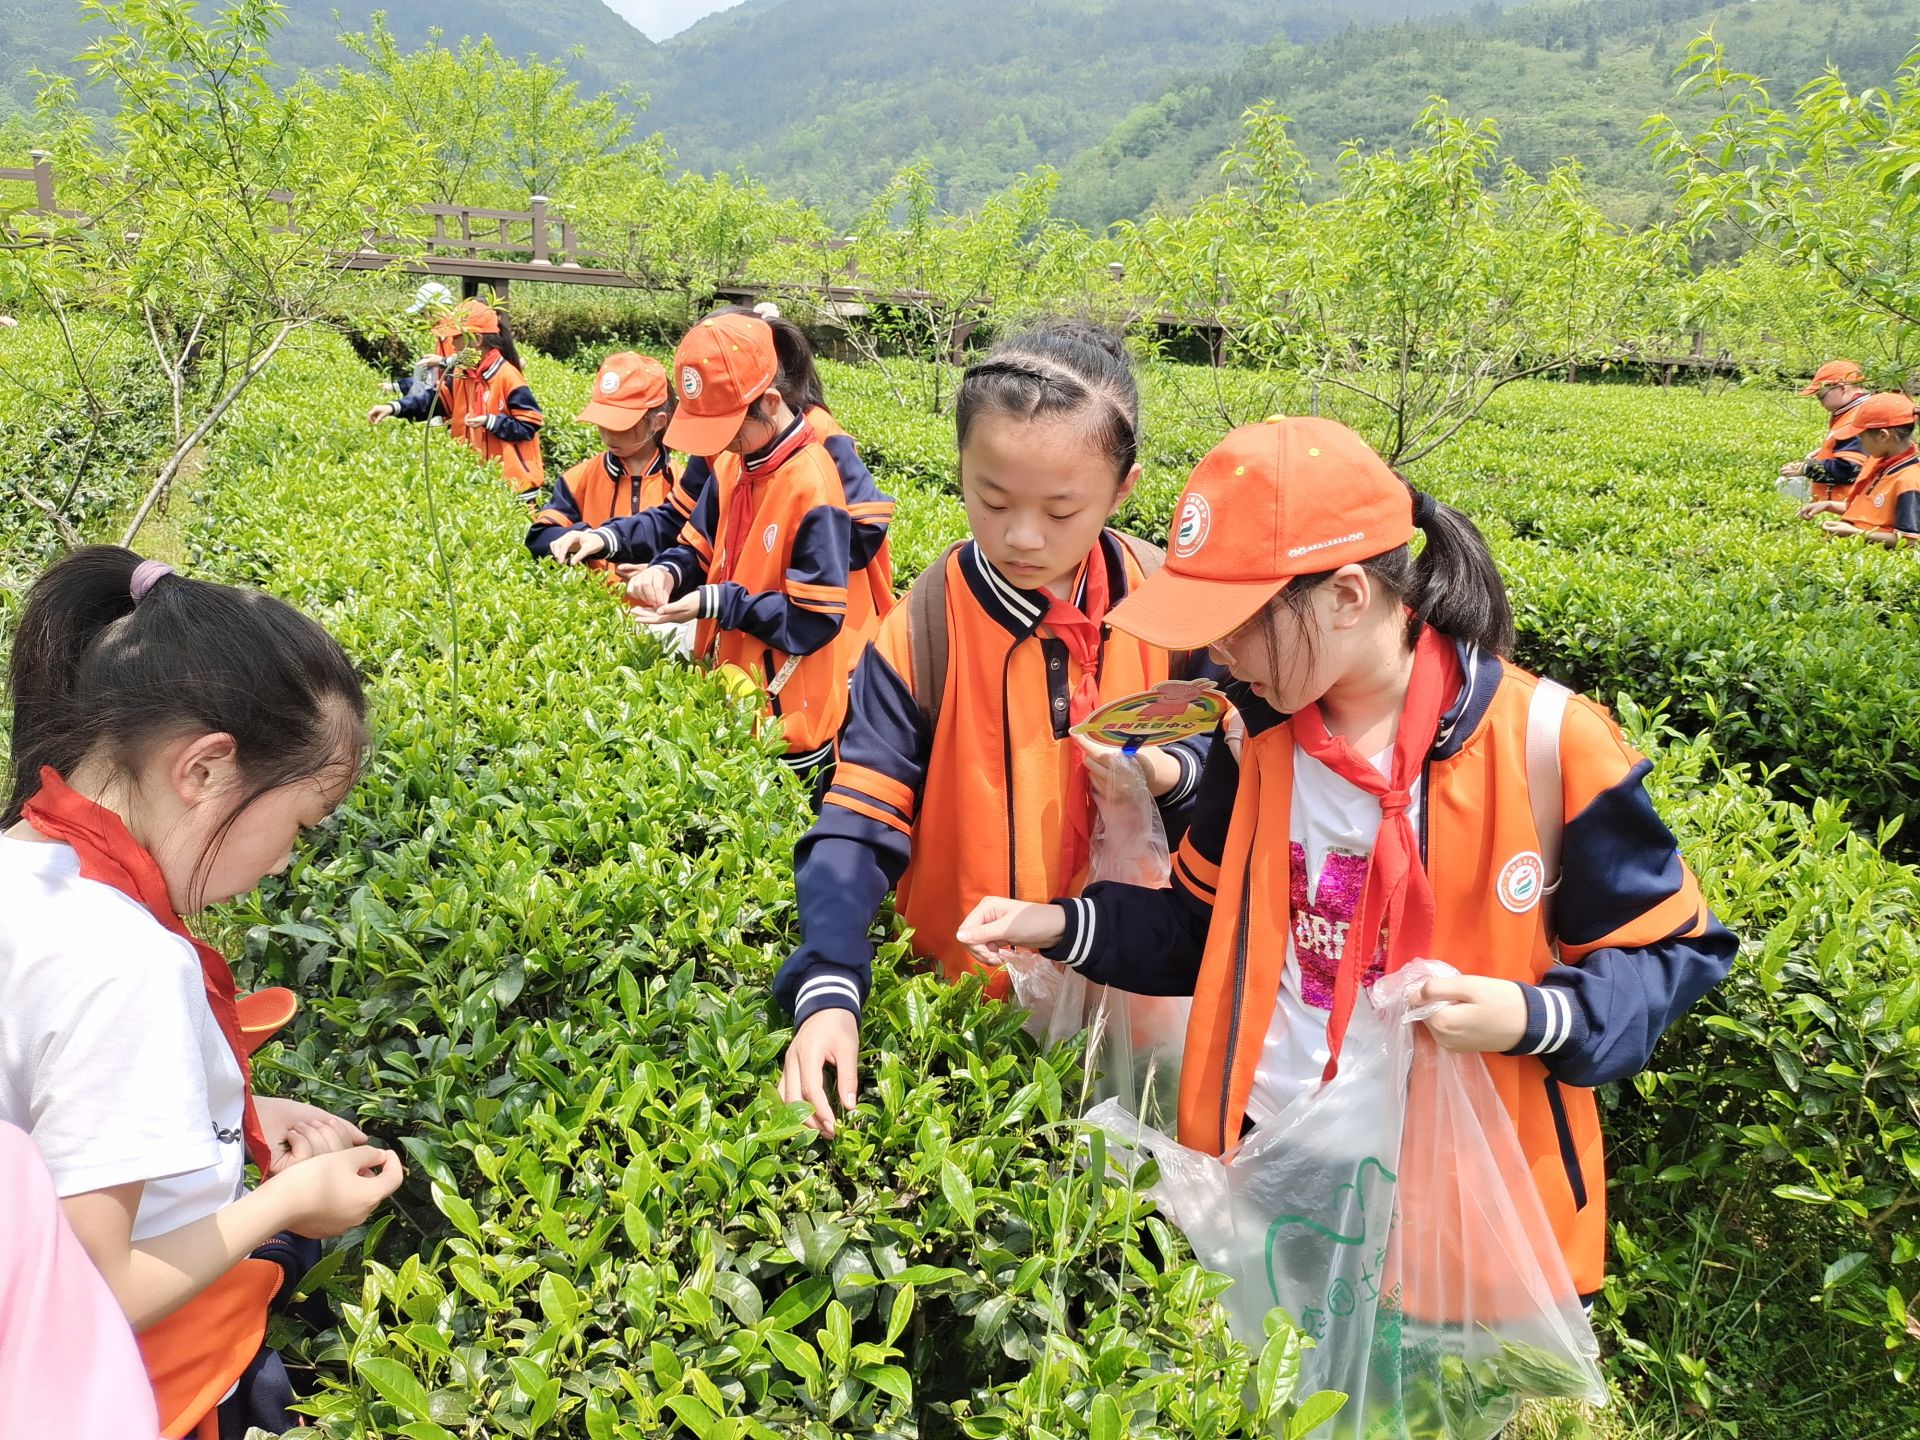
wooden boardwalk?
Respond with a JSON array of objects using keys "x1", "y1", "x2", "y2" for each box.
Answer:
[{"x1": 3, "y1": 152, "x2": 1744, "y2": 377}]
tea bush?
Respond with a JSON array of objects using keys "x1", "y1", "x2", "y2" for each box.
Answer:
[{"x1": 186, "y1": 333, "x2": 1327, "y2": 1438}]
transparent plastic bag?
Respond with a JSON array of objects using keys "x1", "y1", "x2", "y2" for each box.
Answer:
[
  {"x1": 1004, "y1": 749, "x2": 1190, "y2": 1118},
  {"x1": 1086, "y1": 961, "x2": 1606, "y2": 1439}
]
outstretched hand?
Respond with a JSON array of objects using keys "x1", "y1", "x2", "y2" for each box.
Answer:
[{"x1": 780, "y1": 1009, "x2": 860, "y2": 1137}]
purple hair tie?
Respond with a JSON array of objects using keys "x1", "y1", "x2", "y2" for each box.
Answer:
[{"x1": 129, "y1": 559, "x2": 175, "y2": 605}]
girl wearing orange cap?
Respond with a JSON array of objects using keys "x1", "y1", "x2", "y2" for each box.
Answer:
[
  {"x1": 1783, "y1": 360, "x2": 1871, "y2": 502},
  {"x1": 532, "y1": 351, "x2": 679, "y2": 574},
  {"x1": 374, "y1": 301, "x2": 545, "y2": 499},
  {"x1": 1799, "y1": 392, "x2": 1920, "y2": 545},
  {"x1": 1, "y1": 547, "x2": 406, "y2": 1436},
  {"x1": 771, "y1": 323, "x2": 1219, "y2": 1136},
  {"x1": 957, "y1": 417, "x2": 1735, "y2": 1304},
  {"x1": 626, "y1": 312, "x2": 878, "y2": 793}
]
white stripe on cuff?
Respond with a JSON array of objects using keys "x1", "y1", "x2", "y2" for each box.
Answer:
[
  {"x1": 593, "y1": 525, "x2": 618, "y2": 553},
  {"x1": 797, "y1": 975, "x2": 862, "y2": 1012},
  {"x1": 1529, "y1": 986, "x2": 1569, "y2": 1056},
  {"x1": 1062, "y1": 897, "x2": 1096, "y2": 970}
]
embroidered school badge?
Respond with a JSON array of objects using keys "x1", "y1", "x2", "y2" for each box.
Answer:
[
  {"x1": 681, "y1": 366, "x2": 703, "y2": 399},
  {"x1": 1173, "y1": 493, "x2": 1212, "y2": 559},
  {"x1": 1496, "y1": 851, "x2": 1547, "y2": 914}
]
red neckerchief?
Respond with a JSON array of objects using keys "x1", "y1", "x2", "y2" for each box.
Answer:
[
  {"x1": 1291, "y1": 625, "x2": 1462, "y2": 1079},
  {"x1": 716, "y1": 416, "x2": 815, "y2": 584},
  {"x1": 21, "y1": 768, "x2": 273, "y2": 1173},
  {"x1": 1041, "y1": 547, "x2": 1113, "y2": 881}
]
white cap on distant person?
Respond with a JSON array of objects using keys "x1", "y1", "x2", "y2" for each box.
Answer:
[
  {"x1": 407, "y1": 281, "x2": 455, "y2": 315},
  {"x1": 752, "y1": 301, "x2": 781, "y2": 320}
]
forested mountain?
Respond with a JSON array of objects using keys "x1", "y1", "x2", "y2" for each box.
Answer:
[
  {"x1": 0, "y1": 1, "x2": 657, "y2": 119},
  {"x1": 639, "y1": 0, "x2": 1520, "y2": 214},
  {"x1": 1057, "y1": 0, "x2": 1920, "y2": 226},
  {"x1": 6, "y1": 0, "x2": 1919, "y2": 227}
]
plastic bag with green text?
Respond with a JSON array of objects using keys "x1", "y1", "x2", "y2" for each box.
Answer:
[{"x1": 1085, "y1": 960, "x2": 1606, "y2": 1438}]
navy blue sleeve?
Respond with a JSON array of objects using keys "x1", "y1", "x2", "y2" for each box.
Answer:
[
  {"x1": 526, "y1": 474, "x2": 584, "y2": 559},
  {"x1": 824, "y1": 435, "x2": 895, "y2": 569},
  {"x1": 775, "y1": 641, "x2": 931, "y2": 1024},
  {"x1": 390, "y1": 375, "x2": 446, "y2": 423},
  {"x1": 698, "y1": 504, "x2": 850, "y2": 657},
  {"x1": 1895, "y1": 490, "x2": 1920, "y2": 536},
  {"x1": 651, "y1": 475, "x2": 720, "y2": 595},
  {"x1": 483, "y1": 384, "x2": 543, "y2": 443},
  {"x1": 1503, "y1": 757, "x2": 1737, "y2": 1086},
  {"x1": 602, "y1": 458, "x2": 713, "y2": 563},
  {"x1": 1044, "y1": 730, "x2": 1238, "y2": 995},
  {"x1": 1154, "y1": 649, "x2": 1231, "y2": 844}
]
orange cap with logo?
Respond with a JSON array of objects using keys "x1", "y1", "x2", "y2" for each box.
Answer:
[
  {"x1": 664, "y1": 313, "x2": 779, "y2": 456},
  {"x1": 1799, "y1": 359, "x2": 1866, "y2": 396},
  {"x1": 1107, "y1": 417, "x2": 1415, "y2": 651},
  {"x1": 576, "y1": 352, "x2": 670, "y2": 429},
  {"x1": 1832, "y1": 391, "x2": 1919, "y2": 438},
  {"x1": 431, "y1": 298, "x2": 501, "y2": 340}
]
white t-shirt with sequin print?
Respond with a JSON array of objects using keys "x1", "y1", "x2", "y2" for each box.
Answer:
[{"x1": 1244, "y1": 744, "x2": 1423, "y2": 1127}]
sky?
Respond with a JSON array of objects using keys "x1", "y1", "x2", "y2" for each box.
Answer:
[{"x1": 602, "y1": 0, "x2": 740, "y2": 40}]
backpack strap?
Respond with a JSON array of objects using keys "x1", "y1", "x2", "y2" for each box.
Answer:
[
  {"x1": 1525, "y1": 677, "x2": 1571, "y2": 939},
  {"x1": 906, "y1": 542, "x2": 965, "y2": 732}
]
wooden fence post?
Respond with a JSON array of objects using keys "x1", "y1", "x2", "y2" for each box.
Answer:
[
  {"x1": 530, "y1": 196, "x2": 550, "y2": 265},
  {"x1": 29, "y1": 150, "x2": 53, "y2": 212}
]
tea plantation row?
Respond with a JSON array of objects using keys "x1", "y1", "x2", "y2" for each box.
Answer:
[{"x1": 188, "y1": 334, "x2": 1329, "y2": 1440}]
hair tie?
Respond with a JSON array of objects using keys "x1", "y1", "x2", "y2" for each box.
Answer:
[
  {"x1": 130, "y1": 559, "x2": 175, "y2": 605},
  {"x1": 1411, "y1": 491, "x2": 1438, "y2": 528}
]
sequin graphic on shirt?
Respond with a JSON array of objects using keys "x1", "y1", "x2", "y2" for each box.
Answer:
[{"x1": 1291, "y1": 842, "x2": 1386, "y2": 1010}]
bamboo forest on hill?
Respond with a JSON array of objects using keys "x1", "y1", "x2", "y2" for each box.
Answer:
[{"x1": 5, "y1": 0, "x2": 1920, "y2": 1437}]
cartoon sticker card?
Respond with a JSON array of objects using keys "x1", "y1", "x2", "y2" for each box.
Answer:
[{"x1": 1071, "y1": 678, "x2": 1230, "y2": 752}]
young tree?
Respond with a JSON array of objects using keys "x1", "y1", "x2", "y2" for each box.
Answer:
[
  {"x1": 1648, "y1": 36, "x2": 1920, "y2": 333},
  {"x1": 3, "y1": 0, "x2": 417, "y2": 545}
]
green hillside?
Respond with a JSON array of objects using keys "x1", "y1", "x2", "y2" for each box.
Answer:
[
  {"x1": 0, "y1": 0, "x2": 656, "y2": 119},
  {"x1": 1056, "y1": 0, "x2": 1920, "y2": 226},
  {"x1": 642, "y1": 0, "x2": 1516, "y2": 216}
]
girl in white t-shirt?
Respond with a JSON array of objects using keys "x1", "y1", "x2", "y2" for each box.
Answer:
[{"x1": 1, "y1": 546, "x2": 406, "y2": 1438}]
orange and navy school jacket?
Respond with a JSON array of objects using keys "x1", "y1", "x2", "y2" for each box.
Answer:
[
  {"x1": 1839, "y1": 446, "x2": 1920, "y2": 537},
  {"x1": 1807, "y1": 394, "x2": 1869, "y2": 502},
  {"x1": 806, "y1": 408, "x2": 896, "y2": 635},
  {"x1": 389, "y1": 334, "x2": 469, "y2": 427},
  {"x1": 594, "y1": 455, "x2": 713, "y2": 565},
  {"x1": 1043, "y1": 639, "x2": 1736, "y2": 1297},
  {"x1": 650, "y1": 413, "x2": 859, "y2": 764},
  {"x1": 597, "y1": 408, "x2": 896, "y2": 591},
  {"x1": 772, "y1": 534, "x2": 1219, "y2": 1028},
  {"x1": 465, "y1": 349, "x2": 545, "y2": 497},
  {"x1": 526, "y1": 446, "x2": 677, "y2": 562}
]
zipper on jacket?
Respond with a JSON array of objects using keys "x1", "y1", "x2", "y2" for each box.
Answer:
[
  {"x1": 1217, "y1": 850, "x2": 1256, "y2": 1153},
  {"x1": 1542, "y1": 1075, "x2": 1589, "y2": 1210},
  {"x1": 1001, "y1": 648, "x2": 1018, "y2": 897}
]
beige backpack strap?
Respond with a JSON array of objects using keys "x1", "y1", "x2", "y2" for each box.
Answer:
[
  {"x1": 906, "y1": 542, "x2": 964, "y2": 732},
  {"x1": 1526, "y1": 677, "x2": 1571, "y2": 932}
]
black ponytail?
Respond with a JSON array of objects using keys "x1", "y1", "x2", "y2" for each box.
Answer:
[
  {"x1": 5, "y1": 547, "x2": 367, "y2": 869},
  {"x1": 708, "y1": 306, "x2": 828, "y2": 416},
  {"x1": 1278, "y1": 482, "x2": 1513, "y2": 659},
  {"x1": 956, "y1": 321, "x2": 1139, "y2": 483},
  {"x1": 1398, "y1": 490, "x2": 1514, "y2": 657},
  {"x1": 490, "y1": 309, "x2": 526, "y2": 371}
]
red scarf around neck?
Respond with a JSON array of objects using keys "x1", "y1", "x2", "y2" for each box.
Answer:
[
  {"x1": 21, "y1": 768, "x2": 274, "y2": 1173},
  {"x1": 1041, "y1": 546, "x2": 1114, "y2": 882},
  {"x1": 716, "y1": 416, "x2": 817, "y2": 584},
  {"x1": 1290, "y1": 624, "x2": 1462, "y2": 1079}
]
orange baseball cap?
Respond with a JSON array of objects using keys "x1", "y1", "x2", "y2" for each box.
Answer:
[
  {"x1": 1832, "y1": 391, "x2": 1919, "y2": 438},
  {"x1": 1107, "y1": 417, "x2": 1415, "y2": 651},
  {"x1": 576, "y1": 352, "x2": 670, "y2": 429},
  {"x1": 1799, "y1": 359, "x2": 1865, "y2": 396},
  {"x1": 431, "y1": 299, "x2": 501, "y2": 339},
  {"x1": 663, "y1": 313, "x2": 778, "y2": 456}
]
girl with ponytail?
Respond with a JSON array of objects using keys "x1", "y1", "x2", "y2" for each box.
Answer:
[
  {"x1": 2, "y1": 547, "x2": 405, "y2": 1437},
  {"x1": 958, "y1": 417, "x2": 1735, "y2": 1306}
]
